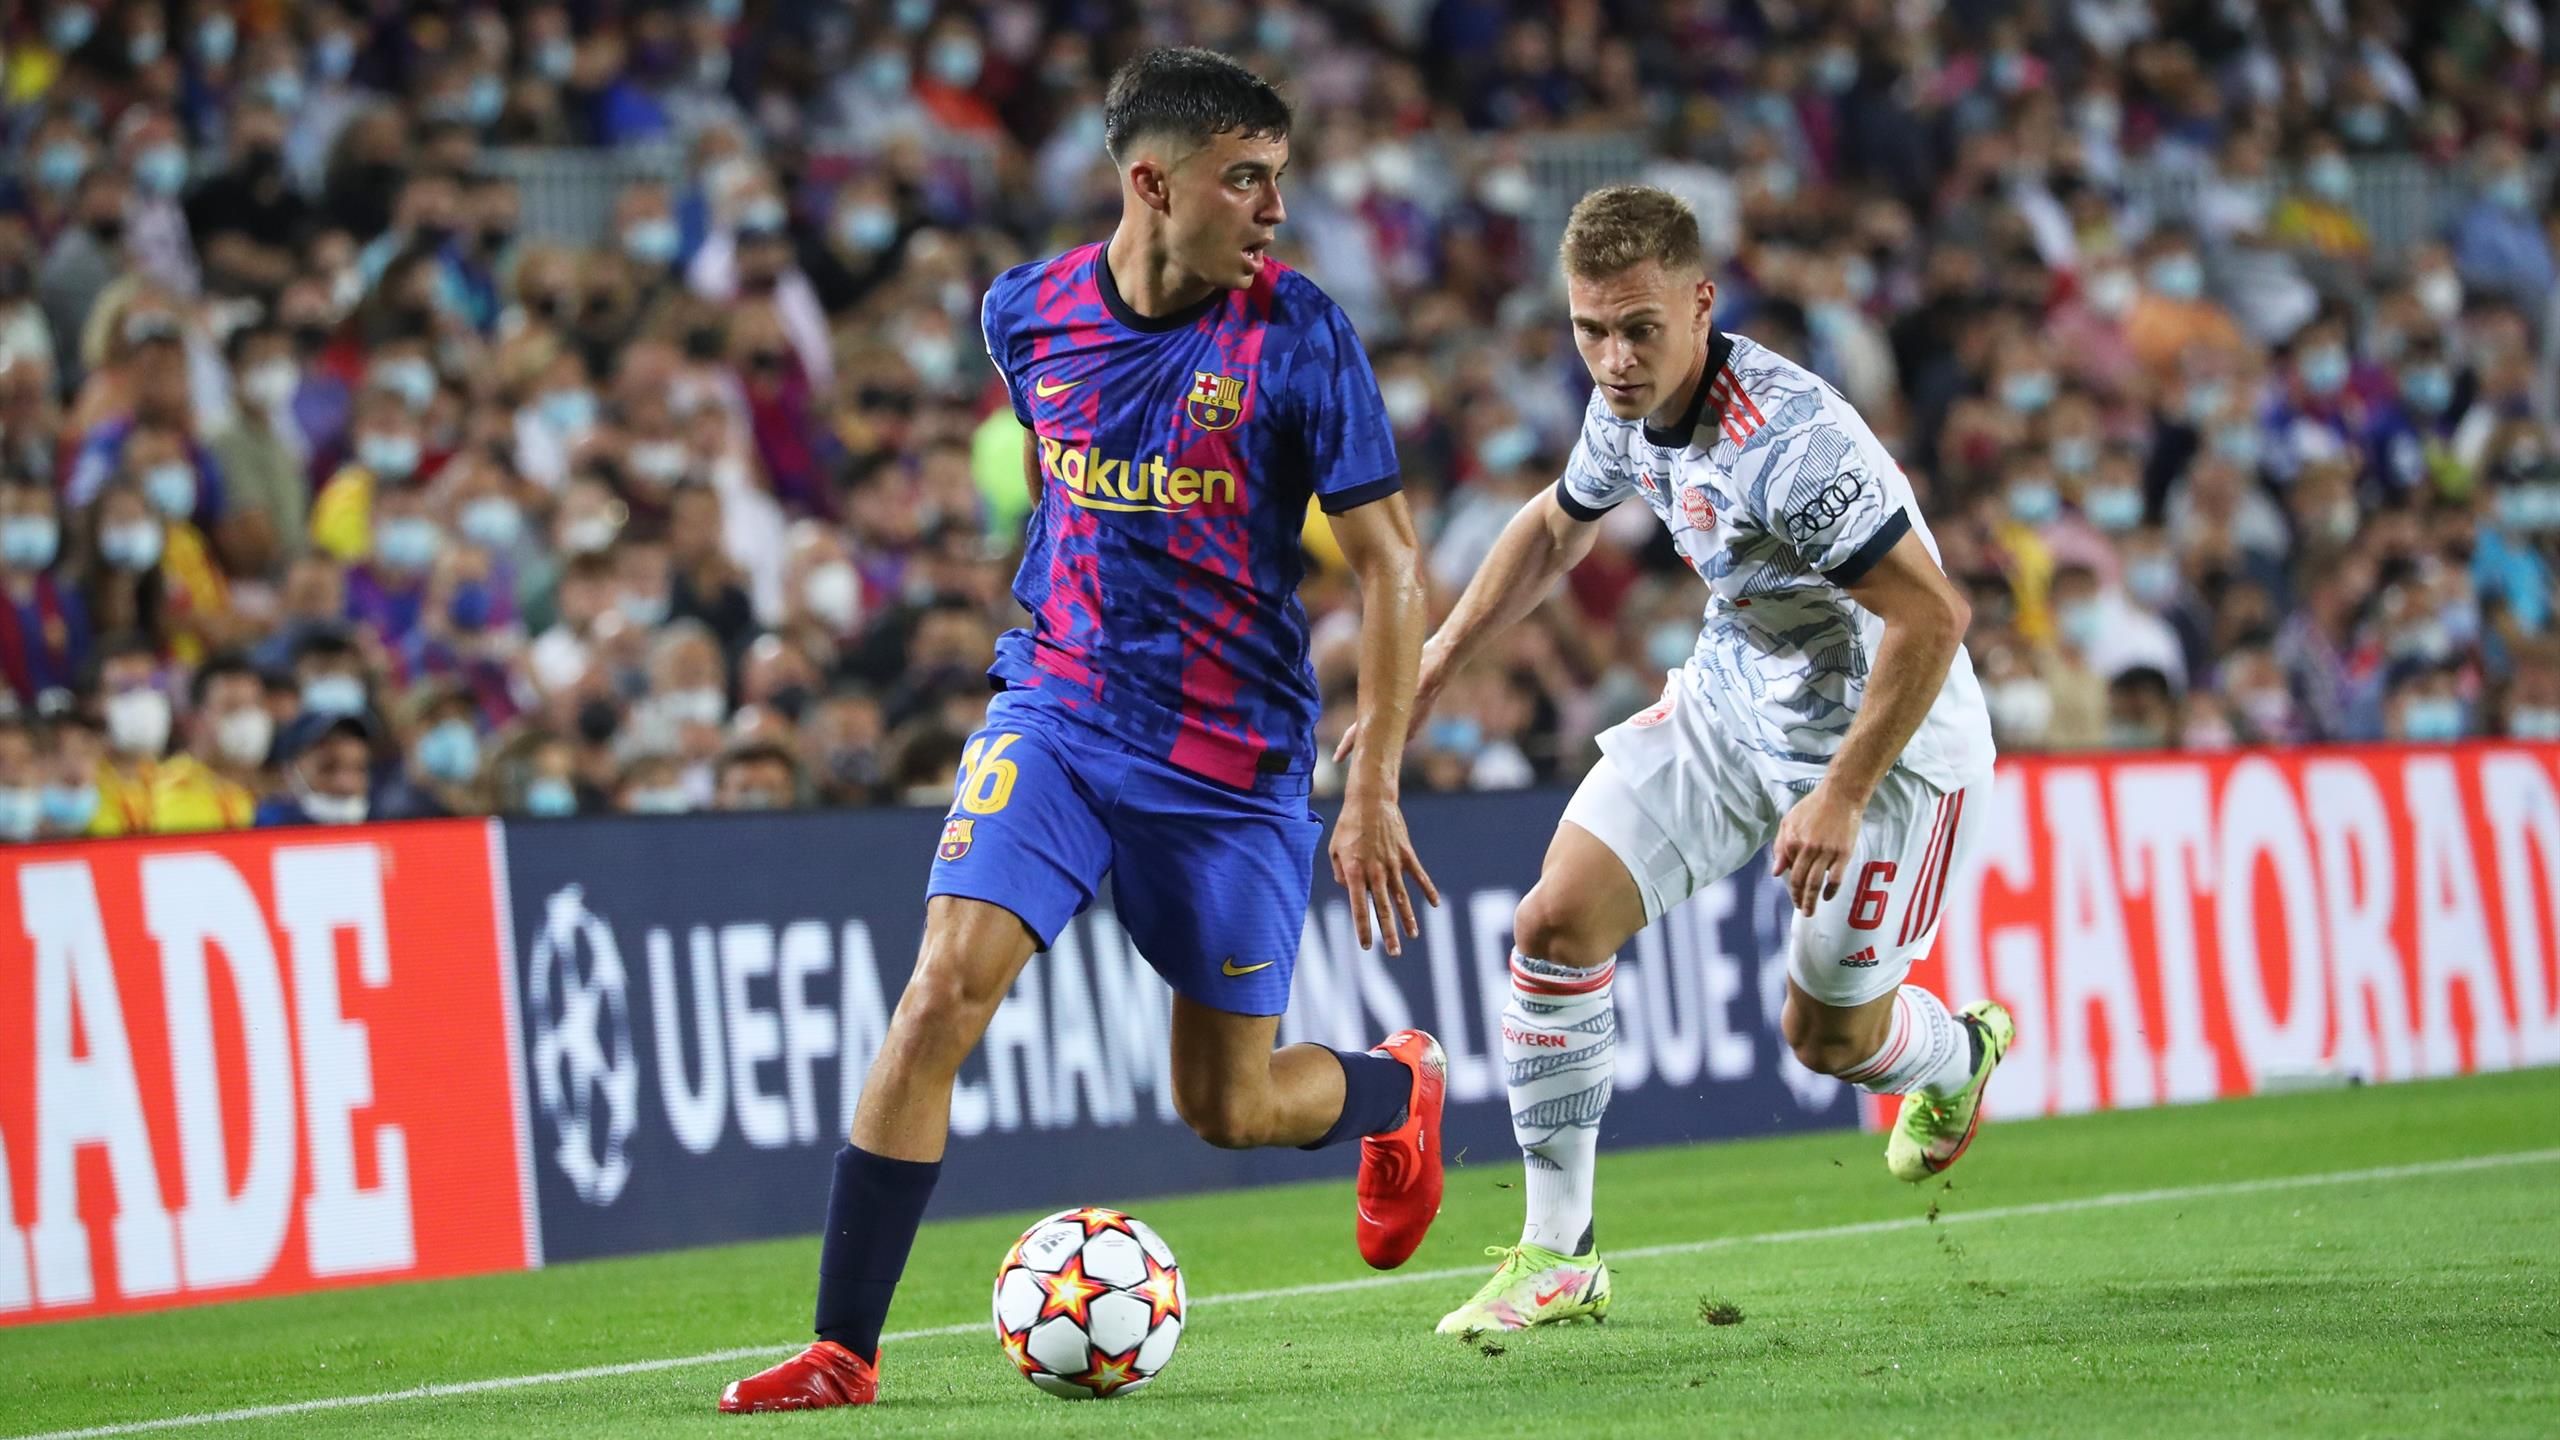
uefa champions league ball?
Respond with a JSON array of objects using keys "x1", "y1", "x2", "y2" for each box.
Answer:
[{"x1": 992, "y1": 1206, "x2": 1186, "y2": 1399}]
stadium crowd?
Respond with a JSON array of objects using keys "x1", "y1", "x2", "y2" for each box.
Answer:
[{"x1": 0, "y1": 0, "x2": 2554, "y2": 837}]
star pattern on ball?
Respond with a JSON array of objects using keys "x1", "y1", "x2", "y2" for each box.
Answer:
[
  {"x1": 1065, "y1": 1205, "x2": 1131, "y2": 1237},
  {"x1": 1033, "y1": 1254, "x2": 1108, "y2": 1327},
  {"x1": 997, "y1": 1324, "x2": 1036, "y2": 1376},
  {"x1": 1072, "y1": 1343, "x2": 1145, "y2": 1399},
  {"x1": 1135, "y1": 1251, "x2": 1183, "y2": 1329}
]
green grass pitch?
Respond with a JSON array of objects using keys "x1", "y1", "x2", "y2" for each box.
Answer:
[{"x1": 12, "y1": 1067, "x2": 2557, "y2": 1438}]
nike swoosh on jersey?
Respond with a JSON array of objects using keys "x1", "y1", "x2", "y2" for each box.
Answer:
[
  {"x1": 1033, "y1": 376, "x2": 1083, "y2": 397},
  {"x1": 1221, "y1": 958, "x2": 1276, "y2": 977}
]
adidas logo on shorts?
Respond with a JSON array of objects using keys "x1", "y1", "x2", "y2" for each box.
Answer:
[{"x1": 1840, "y1": 946, "x2": 1878, "y2": 968}]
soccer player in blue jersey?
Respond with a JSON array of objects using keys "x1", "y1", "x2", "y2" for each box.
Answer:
[{"x1": 722, "y1": 48, "x2": 1447, "y2": 1413}]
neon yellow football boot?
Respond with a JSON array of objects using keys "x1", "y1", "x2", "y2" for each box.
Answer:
[
  {"x1": 1885, "y1": 999, "x2": 2016, "y2": 1182},
  {"x1": 1434, "y1": 1242, "x2": 1611, "y2": 1335}
]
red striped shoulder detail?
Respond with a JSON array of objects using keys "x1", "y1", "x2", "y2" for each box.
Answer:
[{"x1": 1710, "y1": 367, "x2": 1768, "y2": 448}]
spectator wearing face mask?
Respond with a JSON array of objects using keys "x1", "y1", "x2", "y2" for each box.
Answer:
[
  {"x1": 345, "y1": 484, "x2": 445, "y2": 654},
  {"x1": 254, "y1": 711, "x2": 375, "y2": 826},
  {"x1": 499, "y1": 729, "x2": 586, "y2": 818},
  {"x1": 289, "y1": 626, "x2": 375, "y2": 730},
  {"x1": 376, "y1": 682, "x2": 484, "y2": 819},
  {"x1": 310, "y1": 384, "x2": 426, "y2": 563},
  {"x1": 617, "y1": 750, "x2": 692, "y2": 815},
  {"x1": 116, "y1": 110, "x2": 200, "y2": 296},
  {"x1": 0, "y1": 475, "x2": 89, "y2": 709},
  {"x1": 0, "y1": 715, "x2": 45, "y2": 842},
  {"x1": 715, "y1": 738, "x2": 800, "y2": 810},
  {"x1": 86, "y1": 633, "x2": 170, "y2": 834},
  {"x1": 2451, "y1": 136, "x2": 2552, "y2": 309},
  {"x1": 2125, "y1": 228, "x2": 2244, "y2": 379},
  {"x1": 2383, "y1": 659, "x2": 2470, "y2": 745},
  {"x1": 146, "y1": 650, "x2": 268, "y2": 832},
  {"x1": 208, "y1": 320, "x2": 310, "y2": 571},
  {"x1": 38, "y1": 168, "x2": 131, "y2": 388},
  {"x1": 667, "y1": 482, "x2": 756, "y2": 658}
]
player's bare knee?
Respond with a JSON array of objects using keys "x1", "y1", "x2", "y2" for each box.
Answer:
[{"x1": 1512, "y1": 889, "x2": 1614, "y2": 971}]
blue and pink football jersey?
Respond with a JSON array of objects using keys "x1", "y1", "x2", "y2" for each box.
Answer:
[{"x1": 978, "y1": 243, "x2": 1400, "y2": 795}]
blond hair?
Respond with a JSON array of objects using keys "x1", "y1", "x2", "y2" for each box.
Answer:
[{"x1": 1559, "y1": 185, "x2": 1706, "y2": 281}]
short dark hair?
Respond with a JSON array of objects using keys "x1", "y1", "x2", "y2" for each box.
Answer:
[
  {"x1": 190, "y1": 651, "x2": 259, "y2": 710},
  {"x1": 1102, "y1": 47, "x2": 1290, "y2": 163},
  {"x1": 717, "y1": 740, "x2": 799, "y2": 786}
]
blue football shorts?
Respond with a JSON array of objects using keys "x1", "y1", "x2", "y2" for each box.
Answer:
[{"x1": 923, "y1": 688, "x2": 1322, "y2": 1017}]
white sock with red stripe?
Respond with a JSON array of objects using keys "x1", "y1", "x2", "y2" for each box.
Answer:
[
  {"x1": 1504, "y1": 952, "x2": 1615, "y2": 1254},
  {"x1": 1837, "y1": 986, "x2": 1975, "y2": 1098}
]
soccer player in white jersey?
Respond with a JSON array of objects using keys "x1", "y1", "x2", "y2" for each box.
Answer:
[{"x1": 1349, "y1": 185, "x2": 2015, "y2": 1333}]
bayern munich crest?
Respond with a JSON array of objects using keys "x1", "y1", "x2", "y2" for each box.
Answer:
[
  {"x1": 1680, "y1": 485, "x2": 1717, "y2": 531},
  {"x1": 1185, "y1": 370, "x2": 1247, "y2": 430}
]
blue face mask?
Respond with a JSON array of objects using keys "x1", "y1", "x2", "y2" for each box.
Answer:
[
  {"x1": 836, "y1": 205, "x2": 897, "y2": 253},
  {"x1": 539, "y1": 389, "x2": 598, "y2": 437},
  {"x1": 2050, "y1": 436, "x2": 2098, "y2": 476},
  {"x1": 35, "y1": 141, "x2": 88, "y2": 193},
  {"x1": 2184, "y1": 381, "x2": 2227, "y2": 424},
  {"x1": 627, "y1": 785, "x2": 692, "y2": 815},
  {"x1": 301, "y1": 672, "x2": 366, "y2": 717},
  {"x1": 2006, "y1": 480, "x2": 2060, "y2": 525},
  {"x1": 2084, "y1": 485, "x2": 2144, "y2": 532},
  {"x1": 524, "y1": 776, "x2": 578, "y2": 817},
  {"x1": 2000, "y1": 371, "x2": 2057, "y2": 414},
  {"x1": 2057, "y1": 600, "x2": 2104, "y2": 653},
  {"x1": 259, "y1": 69, "x2": 304, "y2": 112},
  {"x1": 196, "y1": 15, "x2": 235, "y2": 64},
  {"x1": 48, "y1": 5, "x2": 96, "y2": 52},
  {"x1": 2401, "y1": 696, "x2": 2465, "y2": 743},
  {"x1": 460, "y1": 496, "x2": 523, "y2": 551},
  {"x1": 375, "y1": 357, "x2": 437, "y2": 411},
  {"x1": 2489, "y1": 173, "x2": 2533, "y2": 212},
  {"x1": 314, "y1": 31, "x2": 356, "y2": 81},
  {"x1": 2126, "y1": 554, "x2": 2179, "y2": 609},
  {"x1": 0, "y1": 787, "x2": 40, "y2": 841},
  {"x1": 2214, "y1": 426, "x2": 2263, "y2": 469},
  {"x1": 705, "y1": 0, "x2": 743, "y2": 22},
  {"x1": 358, "y1": 432, "x2": 420, "y2": 480},
  {"x1": 2299, "y1": 345, "x2": 2350, "y2": 397},
  {"x1": 929, "y1": 37, "x2": 983, "y2": 88},
  {"x1": 375, "y1": 516, "x2": 442, "y2": 573},
  {"x1": 467, "y1": 74, "x2": 504, "y2": 127},
  {"x1": 142, "y1": 461, "x2": 196, "y2": 517},
  {"x1": 417, "y1": 718, "x2": 480, "y2": 783},
  {"x1": 134, "y1": 145, "x2": 187, "y2": 198},
  {"x1": 0, "y1": 515, "x2": 60, "y2": 570},
  {"x1": 1479, "y1": 426, "x2": 1536, "y2": 473},
  {"x1": 536, "y1": 37, "x2": 575, "y2": 80},
  {"x1": 623, "y1": 217, "x2": 679, "y2": 266},
  {"x1": 1425, "y1": 716, "x2": 1484, "y2": 758},
  {"x1": 2148, "y1": 254, "x2": 2204, "y2": 301},
  {"x1": 41, "y1": 783, "x2": 100, "y2": 831},
  {"x1": 2401, "y1": 365, "x2": 2453, "y2": 414}
]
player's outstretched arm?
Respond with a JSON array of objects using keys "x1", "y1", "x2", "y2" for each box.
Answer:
[
  {"x1": 1328, "y1": 492, "x2": 1441, "y2": 955},
  {"x1": 1340, "y1": 488, "x2": 1599, "y2": 767},
  {"x1": 1771, "y1": 530, "x2": 1972, "y2": 913}
]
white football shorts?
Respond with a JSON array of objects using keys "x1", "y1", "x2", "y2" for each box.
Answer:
[{"x1": 1560, "y1": 673, "x2": 1990, "y2": 1009}]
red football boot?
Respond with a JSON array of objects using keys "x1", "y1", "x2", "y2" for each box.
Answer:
[
  {"x1": 718, "y1": 1340, "x2": 878, "y2": 1413},
  {"x1": 1355, "y1": 1029, "x2": 1447, "y2": 1270}
]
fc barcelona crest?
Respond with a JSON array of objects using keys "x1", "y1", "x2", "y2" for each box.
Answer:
[
  {"x1": 1186, "y1": 370, "x2": 1248, "y2": 431},
  {"x1": 937, "y1": 817, "x2": 975, "y2": 862}
]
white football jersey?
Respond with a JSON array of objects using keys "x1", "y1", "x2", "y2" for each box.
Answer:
[{"x1": 1557, "y1": 330, "x2": 1994, "y2": 795}]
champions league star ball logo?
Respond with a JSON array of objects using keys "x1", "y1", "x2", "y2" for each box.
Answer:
[{"x1": 528, "y1": 883, "x2": 640, "y2": 1206}]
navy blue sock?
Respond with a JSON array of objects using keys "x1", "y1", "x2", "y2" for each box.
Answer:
[
  {"x1": 813, "y1": 1144, "x2": 941, "y2": 1357},
  {"x1": 1299, "y1": 1047, "x2": 1413, "y2": 1150}
]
